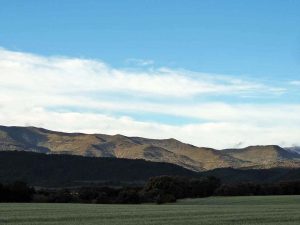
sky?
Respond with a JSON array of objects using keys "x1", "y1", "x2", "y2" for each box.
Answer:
[{"x1": 0, "y1": 0, "x2": 300, "y2": 149}]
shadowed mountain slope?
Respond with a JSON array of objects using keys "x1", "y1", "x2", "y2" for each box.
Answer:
[
  {"x1": 0, "y1": 151, "x2": 199, "y2": 186},
  {"x1": 285, "y1": 147, "x2": 300, "y2": 154},
  {"x1": 0, "y1": 151, "x2": 299, "y2": 187}
]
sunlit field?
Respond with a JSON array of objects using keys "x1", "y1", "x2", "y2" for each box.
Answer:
[{"x1": 1, "y1": 196, "x2": 300, "y2": 225}]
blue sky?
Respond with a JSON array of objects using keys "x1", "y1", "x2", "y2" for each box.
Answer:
[
  {"x1": 1, "y1": 0, "x2": 300, "y2": 78},
  {"x1": 0, "y1": 0, "x2": 300, "y2": 148}
]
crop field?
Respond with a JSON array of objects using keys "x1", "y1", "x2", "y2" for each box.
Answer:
[{"x1": 1, "y1": 196, "x2": 300, "y2": 225}]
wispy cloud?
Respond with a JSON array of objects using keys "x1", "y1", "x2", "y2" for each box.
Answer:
[
  {"x1": 0, "y1": 48, "x2": 299, "y2": 148},
  {"x1": 125, "y1": 58, "x2": 154, "y2": 66},
  {"x1": 290, "y1": 80, "x2": 300, "y2": 86}
]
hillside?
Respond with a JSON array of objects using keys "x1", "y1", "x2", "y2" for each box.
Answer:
[
  {"x1": 0, "y1": 151, "x2": 199, "y2": 187},
  {"x1": 0, "y1": 151, "x2": 299, "y2": 187},
  {"x1": 223, "y1": 145, "x2": 300, "y2": 169},
  {"x1": 0, "y1": 125, "x2": 300, "y2": 171}
]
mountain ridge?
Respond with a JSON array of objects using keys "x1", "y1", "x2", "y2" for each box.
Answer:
[{"x1": 0, "y1": 125, "x2": 299, "y2": 171}]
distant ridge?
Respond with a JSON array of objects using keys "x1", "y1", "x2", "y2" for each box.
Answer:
[
  {"x1": 285, "y1": 147, "x2": 300, "y2": 154},
  {"x1": 0, "y1": 125, "x2": 299, "y2": 171}
]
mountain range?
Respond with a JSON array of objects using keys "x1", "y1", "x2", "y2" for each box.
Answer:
[{"x1": 0, "y1": 125, "x2": 299, "y2": 172}]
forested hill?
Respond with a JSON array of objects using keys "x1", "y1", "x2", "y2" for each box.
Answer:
[
  {"x1": 0, "y1": 151, "x2": 199, "y2": 187},
  {"x1": 204, "y1": 167, "x2": 300, "y2": 184},
  {"x1": 0, "y1": 151, "x2": 299, "y2": 187}
]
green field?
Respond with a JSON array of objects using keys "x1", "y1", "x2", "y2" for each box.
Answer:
[{"x1": 1, "y1": 196, "x2": 300, "y2": 225}]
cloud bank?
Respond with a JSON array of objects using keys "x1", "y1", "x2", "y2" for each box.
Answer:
[{"x1": 0, "y1": 48, "x2": 299, "y2": 149}]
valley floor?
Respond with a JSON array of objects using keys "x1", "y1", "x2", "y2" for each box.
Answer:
[{"x1": 1, "y1": 196, "x2": 300, "y2": 225}]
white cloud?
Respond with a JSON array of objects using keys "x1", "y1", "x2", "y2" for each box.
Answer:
[
  {"x1": 0, "y1": 48, "x2": 299, "y2": 149},
  {"x1": 0, "y1": 48, "x2": 283, "y2": 97}
]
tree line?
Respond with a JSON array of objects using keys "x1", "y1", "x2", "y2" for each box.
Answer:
[
  {"x1": 1, "y1": 176, "x2": 300, "y2": 204},
  {"x1": 215, "y1": 181, "x2": 300, "y2": 196}
]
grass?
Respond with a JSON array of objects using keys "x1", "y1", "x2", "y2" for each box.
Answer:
[{"x1": 1, "y1": 196, "x2": 300, "y2": 225}]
